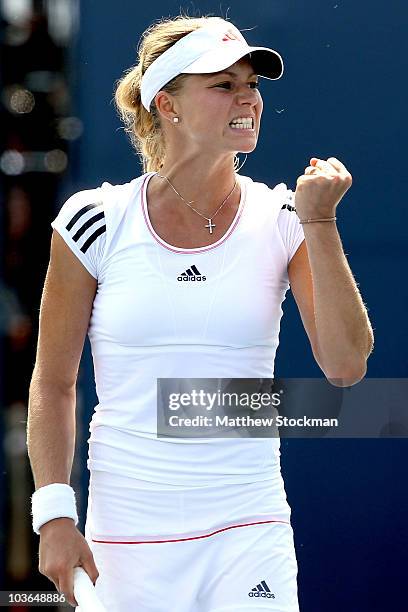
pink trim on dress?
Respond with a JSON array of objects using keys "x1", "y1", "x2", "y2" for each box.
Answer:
[
  {"x1": 140, "y1": 172, "x2": 246, "y2": 254},
  {"x1": 91, "y1": 518, "x2": 290, "y2": 545}
]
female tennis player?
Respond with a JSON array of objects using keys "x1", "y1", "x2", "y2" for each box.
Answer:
[{"x1": 27, "y1": 14, "x2": 373, "y2": 612}]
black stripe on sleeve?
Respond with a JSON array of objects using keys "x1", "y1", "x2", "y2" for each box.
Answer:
[
  {"x1": 66, "y1": 203, "x2": 101, "y2": 231},
  {"x1": 73, "y1": 211, "x2": 105, "y2": 242},
  {"x1": 281, "y1": 202, "x2": 296, "y2": 212},
  {"x1": 80, "y1": 225, "x2": 106, "y2": 253}
]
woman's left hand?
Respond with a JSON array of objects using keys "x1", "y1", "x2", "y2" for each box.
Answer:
[{"x1": 294, "y1": 157, "x2": 353, "y2": 220}]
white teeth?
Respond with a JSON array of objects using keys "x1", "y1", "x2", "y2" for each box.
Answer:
[{"x1": 230, "y1": 118, "x2": 254, "y2": 129}]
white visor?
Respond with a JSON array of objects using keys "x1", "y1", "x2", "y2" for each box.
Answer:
[{"x1": 140, "y1": 18, "x2": 284, "y2": 112}]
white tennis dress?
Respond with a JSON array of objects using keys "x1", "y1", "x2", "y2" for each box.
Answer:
[{"x1": 51, "y1": 172, "x2": 304, "y2": 612}]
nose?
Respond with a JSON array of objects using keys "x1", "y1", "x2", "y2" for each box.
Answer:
[{"x1": 236, "y1": 84, "x2": 259, "y2": 107}]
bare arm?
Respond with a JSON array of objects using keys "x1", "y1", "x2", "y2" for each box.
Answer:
[
  {"x1": 288, "y1": 156, "x2": 374, "y2": 387},
  {"x1": 27, "y1": 230, "x2": 99, "y2": 606},
  {"x1": 27, "y1": 229, "x2": 97, "y2": 489},
  {"x1": 288, "y1": 237, "x2": 374, "y2": 386}
]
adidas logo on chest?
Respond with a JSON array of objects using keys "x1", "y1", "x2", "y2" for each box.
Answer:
[
  {"x1": 177, "y1": 265, "x2": 206, "y2": 282},
  {"x1": 248, "y1": 580, "x2": 275, "y2": 598}
]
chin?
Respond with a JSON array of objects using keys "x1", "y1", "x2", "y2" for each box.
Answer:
[{"x1": 236, "y1": 143, "x2": 257, "y2": 154}]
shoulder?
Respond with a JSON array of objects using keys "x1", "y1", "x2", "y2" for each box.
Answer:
[
  {"x1": 241, "y1": 174, "x2": 298, "y2": 221},
  {"x1": 50, "y1": 175, "x2": 147, "y2": 279},
  {"x1": 99, "y1": 173, "x2": 147, "y2": 198},
  {"x1": 51, "y1": 187, "x2": 105, "y2": 245},
  {"x1": 240, "y1": 175, "x2": 303, "y2": 263},
  {"x1": 240, "y1": 174, "x2": 295, "y2": 206},
  {"x1": 66, "y1": 173, "x2": 148, "y2": 205},
  {"x1": 57, "y1": 174, "x2": 147, "y2": 225},
  {"x1": 98, "y1": 174, "x2": 148, "y2": 211},
  {"x1": 279, "y1": 188, "x2": 296, "y2": 213}
]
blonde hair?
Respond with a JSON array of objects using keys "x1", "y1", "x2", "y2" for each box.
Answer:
[{"x1": 114, "y1": 15, "x2": 235, "y2": 173}]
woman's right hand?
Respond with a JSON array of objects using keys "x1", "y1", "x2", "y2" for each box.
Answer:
[{"x1": 38, "y1": 518, "x2": 100, "y2": 608}]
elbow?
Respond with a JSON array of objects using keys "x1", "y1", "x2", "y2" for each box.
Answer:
[
  {"x1": 325, "y1": 360, "x2": 368, "y2": 388},
  {"x1": 312, "y1": 334, "x2": 372, "y2": 388}
]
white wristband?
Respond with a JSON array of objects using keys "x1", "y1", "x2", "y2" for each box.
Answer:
[{"x1": 31, "y1": 483, "x2": 79, "y2": 535}]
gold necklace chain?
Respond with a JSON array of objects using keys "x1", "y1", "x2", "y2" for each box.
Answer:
[{"x1": 156, "y1": 173, "x2": 238, "y2": 234}]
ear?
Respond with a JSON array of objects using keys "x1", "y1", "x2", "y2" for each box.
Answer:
[{"x1": 154, "y1": 90, "x2": 178, "y2": 123}]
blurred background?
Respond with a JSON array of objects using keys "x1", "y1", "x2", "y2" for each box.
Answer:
[{"x1": 0, "y1": 0, "x2": 406, "y2": 610}]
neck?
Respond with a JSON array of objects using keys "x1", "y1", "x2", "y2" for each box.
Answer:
[{"x1": 154, "y1": 153, "x2": 239, "y2": 217}]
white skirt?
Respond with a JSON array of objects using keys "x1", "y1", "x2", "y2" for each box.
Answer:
[{"x1": 79, "y1": 470, "x2": 299, "y2": 611}]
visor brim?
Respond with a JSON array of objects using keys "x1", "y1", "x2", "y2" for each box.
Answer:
[{"x1": 182, "y1": 44, "x2": 284, "y2": 80}]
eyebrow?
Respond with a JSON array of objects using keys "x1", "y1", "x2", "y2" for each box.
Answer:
[{"x1": 206, "y1": 70, "x2": 258, "y2": 79}]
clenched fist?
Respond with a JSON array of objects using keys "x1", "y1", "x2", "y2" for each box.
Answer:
[{"x1": 294, "y1": 157, "x2": 353, "y2": 220}]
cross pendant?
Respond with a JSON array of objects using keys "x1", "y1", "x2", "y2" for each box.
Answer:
[{"x1": 205, "y1": 219, "x2": 216, "y2": 234}]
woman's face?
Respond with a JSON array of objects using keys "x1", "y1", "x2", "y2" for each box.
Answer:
[{"x1": 165, "y1": 57, "x2": 263, "y2": 158}]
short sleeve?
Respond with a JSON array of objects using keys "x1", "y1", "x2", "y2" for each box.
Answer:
[
  {"x1": 50, "y1": 189, "x2": 106, "y2": 279},
  {"x1": 277, "y1": 189, "x2": 305, "y2": 264}
]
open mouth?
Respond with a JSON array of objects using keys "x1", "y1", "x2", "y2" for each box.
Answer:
[{"x1": 229, "y1": 117, "x2": 255, "y2": 130}]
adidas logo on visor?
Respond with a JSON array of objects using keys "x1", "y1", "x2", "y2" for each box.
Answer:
[
  {"x1": 248, "y1": 580, "x2": 275, "y2": 599},
  {"x1": 177, "y1": 265, "x2": 206, "y2": 282},
  {"x1": 222, "y1": 30, "x2": 240, "y2": 42}
]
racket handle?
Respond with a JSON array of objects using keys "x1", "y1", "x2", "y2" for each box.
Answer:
[{"x1": 73, "y1": 567, "x2": 106, "y2": 612}]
